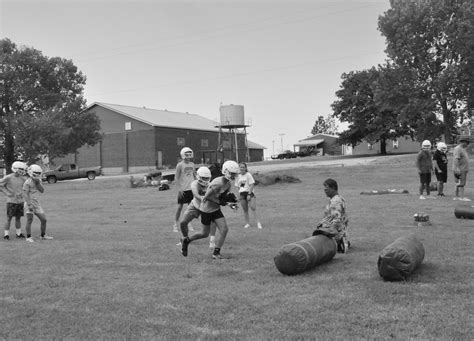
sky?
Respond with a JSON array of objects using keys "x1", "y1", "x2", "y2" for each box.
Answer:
[{"x1": 1, "y1": 0, "x2": 391, "y2": 158}]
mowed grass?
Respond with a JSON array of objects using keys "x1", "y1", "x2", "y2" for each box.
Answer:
[{"x1": 1, "y1": 154, "x2": 473, "y2": 340}]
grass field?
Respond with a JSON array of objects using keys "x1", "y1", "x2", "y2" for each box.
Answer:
[{"x1": 1, "y1": 154, "x2": 473, "y2": 340}]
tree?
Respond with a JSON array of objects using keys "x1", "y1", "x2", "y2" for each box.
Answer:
[
  {"x1": 378, "y1": 0, "x2": 474, "y2": 143},
  {"x1": 310, "y1": 115, "x2": 338, "y2": 135},
  {"x1": 332, "y1": 67, "x2": 390, "y2": 154},
  {"x1": 0, "y1": 38, "x2": 101, "y2": 172}
]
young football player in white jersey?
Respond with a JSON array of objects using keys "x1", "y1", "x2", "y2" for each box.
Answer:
[
  {"x1": 173, "y1": 147, "x2": 196, "y2": 232},
  {"x1": 181, "y1": 160, "x2": 239, "y2": 260},
  {"x1": 179, "y1": 166, "x2": 211, "y2": 238},
  {"x1": 23, "y1": 164, "x2": 52, "y2": 242},
  {"x1": 0, "y1": 161, "x2": 28, "y2": 240}
]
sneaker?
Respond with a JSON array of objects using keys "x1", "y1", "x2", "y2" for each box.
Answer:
[
  {"x1": 209, "y1": 240, "x2": 216, "y2": 248},
  {"x1": 3, "y1": 235, "x2": 9, "y2": 240},
  {"x1": 460, "y1": 197, "x2": 472, "y2": 201},
  {"x1": 453, "y1": 197, "x2": 460, "y2": 201},
  {"x1": 419, "y1": 195, "x2": 426, "y2": 200},
  {"x1": 26, "y1": 237, "x2": 34, "y2": 243},
  {"x1": 16, "y1": 233, "x2": 25, "y2": 239},
  {"x1": 257, "y1": 222, "x2": 263, "y2": 229},
  {"x1": 437, "y1": 193, "x2": 445, "y2": 197},
  {"x1": 212, "y1": 252, "x2": 225, "y2": 260},
  {"x1": 244, "y1": 224, "x2": 251, "y2": 229},
  {"x1": 173, "y1": 223, "x2": 179, "y2": 232},
  {"x1": 40, "y1": 235, "x2": 53, "y2": 240},
  {"x1": 181, "y1": 237, "x2": 190, "y2": 257}
]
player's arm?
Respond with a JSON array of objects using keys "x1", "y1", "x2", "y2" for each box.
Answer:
[
  {"x1": 175, "y1": 164, "x2": 183, "y2": 192},
  {"x1": 190, "y1": 181, "x2": 203, "y2": 201},
  {"x1": 202, "y1": 184, "x2": 221, "y2": 204},
  {"x1": 34, "y1": 179, "x2": 44, "y2": 193}
]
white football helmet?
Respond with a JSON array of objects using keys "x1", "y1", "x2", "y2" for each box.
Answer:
[
  {"x1": 222, "y1": 160, "x2": 239, "y2": 180},
  {"x1": 437, "y1": 142, "x2": 447, "y2": 152},
  {"x1": 11, "y1": 161, "x2": 27, "y2": 176},
  {"x1": 422, "y1": 140, "x2": 431, "y2": 150},
  {"x1": 180, "y1": 147, "x2": 194, "y2": 160},
  {"x1": 196, "y1": 166, "x2": 211, "y2": 186},
  {"x1": 28, "y1": 164, "x2": 43, "y2": 179}
]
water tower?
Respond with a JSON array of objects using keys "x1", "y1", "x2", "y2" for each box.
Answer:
[{"x1": 217, "y1": 104, "x2": 250, "y2": 162}]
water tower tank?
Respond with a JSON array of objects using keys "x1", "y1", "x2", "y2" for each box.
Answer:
[{"x1": 219, "y1": 104, "x2": 245, "y2": 127}]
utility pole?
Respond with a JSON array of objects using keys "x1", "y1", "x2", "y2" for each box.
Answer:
[
  {"x1": 272, "y1": 140, "x2": 275, "y2": 155},
  {"x1": 278, "y1": 133, "x2": 285, "y2": 152}
]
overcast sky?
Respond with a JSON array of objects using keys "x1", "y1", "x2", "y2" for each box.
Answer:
[{"x1": 1, "y1": 0, "x2": 391, "y2": 157}]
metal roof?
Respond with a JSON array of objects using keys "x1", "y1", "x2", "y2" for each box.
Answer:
[
  {"x1": 247, "y1": 140, "x2": 267, "y2": 149},
  {"x1": 89, "y1": 102, "x2": 220, "y2": 132},
  {"x1": 293, "y1": 139, "x2": 324, "y2": 147}
]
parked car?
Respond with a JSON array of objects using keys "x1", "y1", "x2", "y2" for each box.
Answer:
[
  {"x1": 271, "y1": 150, "x2": 298, "y2": 159},
  {"x1": 42, "y1": 164, "x2": 102, "y2": 183}
]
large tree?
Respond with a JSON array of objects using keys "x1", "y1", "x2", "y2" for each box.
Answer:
[
  {"x1": 0, "y1": 38, "x2": 101, "y2": 172},
  {"x1": 310, "y1": 115, "x2": 338, "y2": 135},
  {"x1": 332, "y1": 67, "x2": 403, "y2": 155},
  {"x1": 378, "y1": 0, "x2": 474, "y2": 143}
]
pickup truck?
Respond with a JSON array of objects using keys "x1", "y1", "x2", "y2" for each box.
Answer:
[{"x1": 42, "y1": 164, "x2": 102, "y2": 184}]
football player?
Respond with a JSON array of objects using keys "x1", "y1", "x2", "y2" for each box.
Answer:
[{"x1": 173, "y1": 147, "x2": 196, "y2": 232}]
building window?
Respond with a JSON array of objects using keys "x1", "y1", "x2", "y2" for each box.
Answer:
[
  {"x1": 393, "y1": 139, "x2": 399, "y2": 149},
  {"x1": 125, "y1": 122, "x2": 132, "y2": 131},
  {"x1": 177, "y1": 137, "x2": 185, "y2": 146},
  {"x1": 223, "y1": 140, "x2": 231, "y2": 149},
  {"x1": 201, "y1": 139, "x2": 209, "y2": 147},
  {"x1": 368, "y1": 143, "x2": 373, "y2": 150}
]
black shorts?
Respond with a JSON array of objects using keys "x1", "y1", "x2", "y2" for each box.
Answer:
[
  {"x1": 435, "y1": 170, "x2": 447, "y2": 183},
  {"x1": 419, "y1": 173, "x2": 431, "y2": 184},
  {"x1": 177, "y1": 190, "x2": 193, "y2": 204},
  {"x1": 201, "y1": 209, "x2": 224, "y2": 226},
  {"x1": 7, "y1": 203, "x2": 24, "y2": 219}
]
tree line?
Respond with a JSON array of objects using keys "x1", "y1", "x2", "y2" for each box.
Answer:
[{"x1": 313, "y1": 0, "x2": 474, "y2": 154}]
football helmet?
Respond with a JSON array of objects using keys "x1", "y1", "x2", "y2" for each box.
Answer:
[
  {"x1": 196, "y1": 166, "x2": 211, "y2": 186},
  {"x1": 180, "y1": 147, "x2": 194, "y2": 160},
  {"x1": 11, "y1": 161, "x2": 27, "y2": 176},
  {"x1": 422, "y1": 140, "x2": 431, "y2": 150},
  {"x1": 222, "y1": 160, "x2": 239, "y2": 180},
  {"x1": 437, "y1": 142, "x2": 447, "y2": 152},
  {"x1": 28, "y1": 164, "x2": 43, "y2": 179}
]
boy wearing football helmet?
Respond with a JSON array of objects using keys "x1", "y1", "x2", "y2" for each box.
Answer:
[
  {"x1": 0, "y1": 161, "x2": 27, "y2": 240},
  {"x1": 173, "y1": 147, "x2": 196, "y2": 232},
  {"x1": 181, "y1": 160, "x2": 239, "y2": 259},
  {"x1": 23, "y1": 164, "x2": 52, "y2": 242}
]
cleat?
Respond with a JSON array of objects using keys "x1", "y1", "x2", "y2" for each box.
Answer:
[
  {"x1": 26, "y1": 237, "x2": 34, "y2": 243},
  {"x1": 453, "y1": 197, "x2": 460, "y2": 201},
  {"x1": 3, "y1": 235, "x2": 9, "y2": 240},
  {"x1": 212, "y1": 253, "x2": 225, "y2": 260},
  {"x1": 181, "y1": 237, "x2": 190, "y2": 257},
  {"x1": 16, "y1": 233, "x2": 25, "y2": 239},
  {"x1": 244, "y1": 224, "x2": 250, "y2": 229},
  {"x1": 257, "y1": 222, "x2": 263, "y2": 229},
  {"x1": 419, "y1": 195, "x2": 426, "y2": 200},
  {"x1": 40, "y1": 235, "x2": 53, "y2": 240},
  {"x1": 460, "y1": 197, "x2": 472, "y2": 201}
]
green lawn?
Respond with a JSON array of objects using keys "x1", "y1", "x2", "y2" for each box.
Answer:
[{"x1": 1, "y1": 154, "x2": 473, "y2": 340}]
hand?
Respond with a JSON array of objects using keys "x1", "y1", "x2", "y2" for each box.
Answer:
[
  {"x1": 27, "y1": 203, "x2": 34, "y2": 211},
  {"x1": 229, "y1": 203, "x2": 238, "y2": 210}
]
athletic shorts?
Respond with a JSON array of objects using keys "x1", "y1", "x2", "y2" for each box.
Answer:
[
  {"x1": 24, "y1": 201, "x2": 44, "y2": 215},
  {"x1": 201, "y1": 209, "x2": 224, "y2": 226},
  {"x1": 419, "y1": 173, "x2": 431, "y2": 184},
  {"x1": 177, "y1": 190, "x2": 193, "y2": 204},
  {"x1": 454, "y1": 171, "x2": 468, "y2": 186},
  {"x1": 182, "y1": 202, "x2": 201, "y2": 220},
  {"x1": 435, "y1": 170, "x2": 447, "y2": 183},
  {"x1": 6, "y1": 203, "x2": 24, "y2": 219}
]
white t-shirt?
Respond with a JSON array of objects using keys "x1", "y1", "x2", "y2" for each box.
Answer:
[{"x1": 235, "y1": 172, "x2": 255, "y2": 193}]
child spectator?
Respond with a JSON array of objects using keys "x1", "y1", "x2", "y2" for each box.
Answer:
[{"x1": 235, "y1": 162, "x2": 262, "y2": 229}]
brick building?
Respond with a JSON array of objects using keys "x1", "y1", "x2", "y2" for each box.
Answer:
[{"x1": 53, "y1": 102, "x2": 265, "y2": 174}]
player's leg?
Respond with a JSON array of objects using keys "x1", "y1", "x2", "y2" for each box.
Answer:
[
  {"x1": 36, "y1": 212, "x2": 51, "y2": 240},
  {"x1": 240, "y1": 192, "x2": 250, "y2": 228},
  {"x1": 25, "y1": 213, "x2": 34, "y2": 242},
  {"x1": 249, "y1": 196, "x2": 262, "y2": 229},
  {"x1": 212, "y1": 215, "x2": 229, "y2": 259},
  {"x1": 209, "y1": 222, "x2": 217, "y2": 248},
  {"x1": 174, "y1": 202, "x2": 184, "y2": 232}
]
